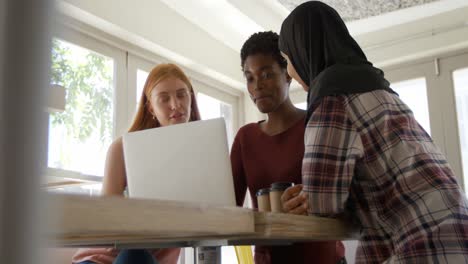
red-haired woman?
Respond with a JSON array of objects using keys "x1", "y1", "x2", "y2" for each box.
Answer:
[{"x1": 73, "y1": 63, "x2": 201, "y2": 264}]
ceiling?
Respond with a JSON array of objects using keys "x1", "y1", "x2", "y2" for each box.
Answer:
[
  {"x1": 159, "y1": 0, "x2": 467, "y2": 53},
  {"x1": 58, "y1": 0, "x2": 468, "y2": 91},
  {"x1": 278, "y1": 0, "x2": 440, "y2": 22},
  {"x1": 158, "y1": 0, "x2": 468, "y2": 89}
]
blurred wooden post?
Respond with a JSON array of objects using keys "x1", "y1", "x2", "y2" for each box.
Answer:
[{"x1": 0, "y1": 0, "x2": 53, "y2": 263}]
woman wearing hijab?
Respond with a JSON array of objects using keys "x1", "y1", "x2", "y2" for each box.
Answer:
[{"x1": 279, "y1": 1, "x2": 468, "y2": 263}]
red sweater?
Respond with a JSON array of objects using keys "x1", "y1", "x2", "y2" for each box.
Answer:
[{"x1": 230, "y1": 118, "x2": 345, "y2": 264}]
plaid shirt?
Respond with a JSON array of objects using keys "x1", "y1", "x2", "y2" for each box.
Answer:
[{"x1": 303, "y1": 90, "x2": 468, "y2": 263}]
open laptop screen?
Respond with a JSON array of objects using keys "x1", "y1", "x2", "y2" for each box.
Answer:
[{"x1": 122, "y1": 118, "x2": 236, "y2": 207}]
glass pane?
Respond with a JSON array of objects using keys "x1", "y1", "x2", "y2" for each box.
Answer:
[
  {"x1": 197, "y1": 93, "x2": 233, "y2": 147},
  {"x1": 136, "y1": 69, "x2": 149, "y2": 106},
  {"x1": 294, "y1": 102, "x2": 307, "y2": 110},
  {"x1": 453, "y1": 68, "x2": 468, "y2": 191},
  {"x1": 49, "y1": 39, "x2": 114, "y2": 176},
  {"x1": 391, "y1": 78, "x2": 431, "y2": 134}
]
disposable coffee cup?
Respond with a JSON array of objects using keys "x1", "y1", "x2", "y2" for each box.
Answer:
[
  {"x1": 256, "y1": 188, "x2": 271, "y2": 212},
  {"x1": 269, "y1": 182, "x2": 294, "y2": 213}
]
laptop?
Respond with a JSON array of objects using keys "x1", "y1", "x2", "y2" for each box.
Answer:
[{"x1": 122, "y1": 118, "x2": 236, "y2": 207}]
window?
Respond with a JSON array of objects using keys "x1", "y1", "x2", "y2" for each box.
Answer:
[
  {"x1": 49, "y1": 39, "x2": 114, "y2": 176},
  {"x1": 197, "y1": 92, "x2": 234, "y2": 147},
  {"x1": 136, "y1": 69, "x2": 149, "y2": 106},
  {"x1": 391, "y1": 78, "x2": 431, "y2": 134},
  {"x1": 453, "y1": 67, "x2": 468, "y2": 191},
  {"x1": 45, "y1": 25, "x2": 128, "y2": 195},
  {"x1": 289, "y1": 88, "x2": 308, "y2": 111},
  {"x1": 126, "y1": 54, "x2": 156, "y2": 124},
  {"x1": 294, "y1": 102, "x2": 307, "y2": 110}
]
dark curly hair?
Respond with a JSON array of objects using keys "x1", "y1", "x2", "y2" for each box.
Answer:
[{"x1": 240, "y1": 31, "x2": 287, "y2": 71}]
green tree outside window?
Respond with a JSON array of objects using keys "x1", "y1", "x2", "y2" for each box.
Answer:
[{"x1": 49, "y1": 39, "x2": 113, "y2": 175}]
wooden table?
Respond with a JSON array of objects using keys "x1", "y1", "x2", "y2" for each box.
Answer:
[{"x1": 48, "y1": 194, "x2": 359, "y2": 249}]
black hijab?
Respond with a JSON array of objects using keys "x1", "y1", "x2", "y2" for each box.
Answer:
[{"x1": 278, "y1": 1, "x2": 394, "y2": 122}]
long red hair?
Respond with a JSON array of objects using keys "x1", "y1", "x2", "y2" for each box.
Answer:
[{"x1": 128, "y1": 63, "x2": 201, "y2": 132}]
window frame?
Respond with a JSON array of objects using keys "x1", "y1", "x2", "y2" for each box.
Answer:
[
  {"x1": 46, "y1": 24, "x2": 127, "y2": 188},
  {"x1": 126, "y1": 53, "x2": 161, "y2": 127},
  {"x1": 382, "y1": 50, "x2": 468, "y2": 189}
]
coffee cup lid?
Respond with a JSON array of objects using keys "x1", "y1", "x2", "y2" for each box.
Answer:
[
  {"x1": 256, "y1": 188, "x2": 271, "y2": 196},
  {"x1": 270, "y1": 182, "x2": 294, "y2": 191}
]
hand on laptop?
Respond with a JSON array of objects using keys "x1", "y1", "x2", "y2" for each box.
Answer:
[{"x1": 281, "y1": 184, "x2": 308, "y2": 215}]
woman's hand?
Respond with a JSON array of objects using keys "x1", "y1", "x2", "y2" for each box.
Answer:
[{"x1": 281, "y1": 184, "x2": 308, "y2": 215}]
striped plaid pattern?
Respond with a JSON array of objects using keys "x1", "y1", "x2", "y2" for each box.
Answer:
[{"x1": 302, "y1": 90, "x2": 468, "y2": 263}]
